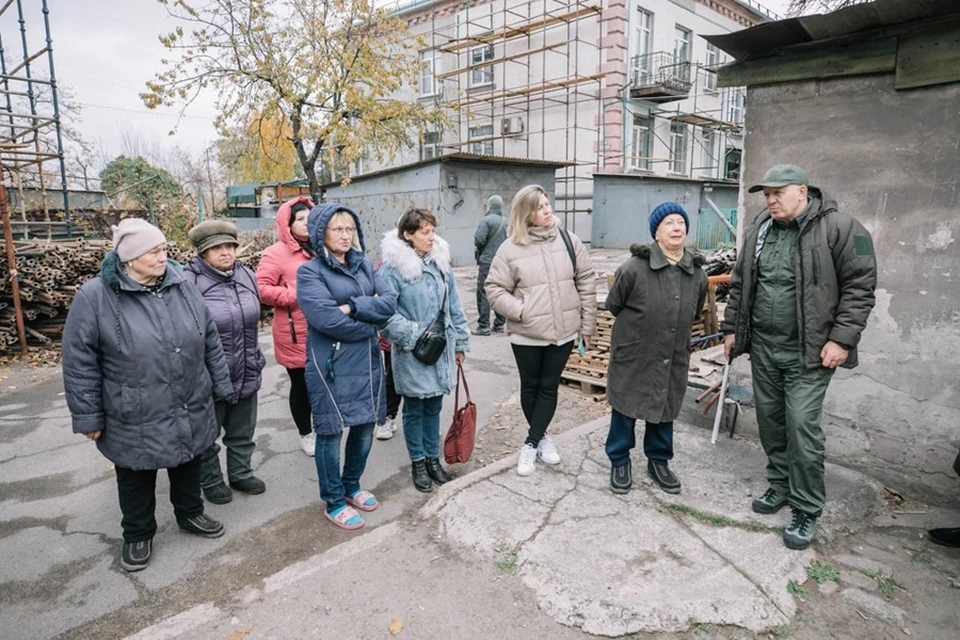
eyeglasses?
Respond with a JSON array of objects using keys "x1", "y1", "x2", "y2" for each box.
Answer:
[{"x1": 328, "y1": 227, "x2": 356, "y2": 236}]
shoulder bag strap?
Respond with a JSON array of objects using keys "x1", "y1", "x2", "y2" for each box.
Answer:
[
  {"x1": 455, "y1": 362, "x2": 471, "y2": 409},
  {"x1": 559, "y1": 227, "x2": 577, "y2": 277}
]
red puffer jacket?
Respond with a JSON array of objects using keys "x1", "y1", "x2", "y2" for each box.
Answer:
[{"x1": 256, "y1": 196, "x2": 314, "y2": 369}]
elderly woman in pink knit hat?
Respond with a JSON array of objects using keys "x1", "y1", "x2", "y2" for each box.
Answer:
[{"x1": 62, "y1": 218, "x2": 234, "y2": 572}]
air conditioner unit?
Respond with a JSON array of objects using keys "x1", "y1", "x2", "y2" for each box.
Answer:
[{"x1": 501, "y1": 117, "x2": 525, "y2": 135}]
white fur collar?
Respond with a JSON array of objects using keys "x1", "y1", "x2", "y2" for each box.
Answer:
[{"x1": 380, "y1": 231, "x2": 452, "y2": 282}]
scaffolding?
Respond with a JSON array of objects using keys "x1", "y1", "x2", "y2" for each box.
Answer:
[
  {"x1": 0, "y1": 0, "x2": 69, "y2": 238},
  {"x1": 0, "y1": 0, "x2": 69, "y2": 355},
  {"x1": 406, "y1": 0, "x2": 604, "y2": 233}
]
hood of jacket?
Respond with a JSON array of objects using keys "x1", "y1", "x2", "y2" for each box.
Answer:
[
  {"x1": 275, "y1": 195, "x2": 316, "y2": 253},
  {"x1": 306, "y1": 202, "x2": 366, "y2": 270},
  {"x1": 99, "y1": 250, "x2": 185, "y2": 291},
  {"x1": 379, "y1": 230, "x2": 453, "y2": 282},
  {"x1": 629, "y1": 243, "x2": 706, "y2": 273},
  {"x1": 526, "y1": 215, "x2": 562, "y2": 244}
]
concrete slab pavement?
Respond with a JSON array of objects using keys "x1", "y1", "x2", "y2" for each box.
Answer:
[{"x1": 121, "y1": 413, "x2": 904, "y2": 640}]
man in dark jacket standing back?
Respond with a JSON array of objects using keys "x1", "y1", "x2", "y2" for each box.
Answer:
[
  {"x1": 722, "y1": 164, "x2": 877, "y2": 551},
  {"x1": 472, "y1": 195, "x2": 507, "y2": 335}
]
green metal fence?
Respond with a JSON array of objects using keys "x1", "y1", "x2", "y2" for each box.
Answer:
[{"x1": 696, "y1": 208, "x2": 737, "y2": 252}]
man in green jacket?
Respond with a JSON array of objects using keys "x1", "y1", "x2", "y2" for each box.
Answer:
[
  {"x1": 722, "y1": 164, "x2": 877, "y2": 551},
  {"x1": 473, "y1": 195, "x2": 507, "y2": 335}
]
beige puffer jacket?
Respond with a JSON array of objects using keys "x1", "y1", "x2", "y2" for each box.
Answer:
[{"x1": 485, "y1": 217, "x2": 597, "y2": 341}]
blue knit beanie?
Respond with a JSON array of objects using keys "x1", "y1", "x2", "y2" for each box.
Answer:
[{"x1": 649, "y1": 202, "x2": 689, "y2": 239}]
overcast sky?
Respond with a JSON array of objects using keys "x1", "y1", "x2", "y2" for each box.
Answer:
[{"x1": 33, "y1": 0, "x2": 794, "y2": 167}]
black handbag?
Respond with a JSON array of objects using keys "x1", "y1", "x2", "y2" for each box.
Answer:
[{"x1": 412, "y1": 274, "x2": 448, "y2": 365}]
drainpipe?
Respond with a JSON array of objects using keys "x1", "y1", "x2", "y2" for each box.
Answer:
[{"x1": 702, "y1": 185, "x2": 737, "y2": 237}]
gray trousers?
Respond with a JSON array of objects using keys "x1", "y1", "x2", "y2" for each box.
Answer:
[
  {"x1": 200, "y1": 393, "x2": 258, "y2": 489},
  {"x1": 476, "y1": 262, "x2": 505, "y2": 331}
]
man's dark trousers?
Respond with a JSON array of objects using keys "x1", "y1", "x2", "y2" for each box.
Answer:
[{"x1": 476, "y1": 262, "x2": 505, "y2": 331}]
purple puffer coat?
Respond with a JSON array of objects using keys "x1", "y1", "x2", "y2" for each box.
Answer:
[{"x1": 184, "y1": 257, "x2": 265, "y2": 401}]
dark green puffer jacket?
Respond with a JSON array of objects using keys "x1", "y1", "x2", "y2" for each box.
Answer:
[{"x1": 721, "y1": 187, "x2": 878, "y2": 369}]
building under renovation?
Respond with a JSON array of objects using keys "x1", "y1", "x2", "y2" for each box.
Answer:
[{"x1": 362, "y1": 0, "x2": 775, "y2": 240}]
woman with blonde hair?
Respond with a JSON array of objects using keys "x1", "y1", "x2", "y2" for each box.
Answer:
[{"x1": 485, "y1": 185, "x2": 596, "y2": 477}]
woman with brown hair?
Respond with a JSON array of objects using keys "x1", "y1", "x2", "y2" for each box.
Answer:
[
  {"x1": 379, "y1": 208, "x2": 471, "y2": 492},
  {"x1": 485, "y1": 185, "x2": 597, "y2": 477}
]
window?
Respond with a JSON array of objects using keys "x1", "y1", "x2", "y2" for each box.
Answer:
[
  {"x1": 701, "y1": 130, "x2": 716, "y2": 176},
  {"x1": 470, "y1": 45, "x2": 494, "y2": 87},
  {"x1": 632, "y1": 8, "x2": 654, "y2": 85},
  {"x1": 670, "y1": 120, "x2": 687, "y2": 174},
  {"x1": 704, "y1": 42, "x2": 718, "y2": 92},
  {"x1": 630, "y1": 114, "x2": 653, "y2": 171},
  {"x1": 469, "y1": 124, "x2": 494, "y2": 155},
  {"x1": 420, "y1": 131, "x2": 440, "y2": 160},
  {"x1": 726, "y1": 88, "x2": 744, "y2": 124},
  {"x1": 725, "y1": 147, "x2": 741, "y2": 180},
  {"x1": 419, "y1": 49, "x2": 441, "y2": 96},
  {"x1": 674, "y1": 26, "x2": 691, "y2": 63}
]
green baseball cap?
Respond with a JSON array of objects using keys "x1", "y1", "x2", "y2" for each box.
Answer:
[{"x1": 747, "y1": 164, "x2": 809, "y2": 193}]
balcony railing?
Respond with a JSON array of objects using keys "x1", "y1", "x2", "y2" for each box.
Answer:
[{"x1": 630, "y1": 52, "x2": 693, "y2": 103}]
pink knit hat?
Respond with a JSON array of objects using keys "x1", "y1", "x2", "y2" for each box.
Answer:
[{"x1": 112, "y1": 218, "x2": 166, "y2": 262}]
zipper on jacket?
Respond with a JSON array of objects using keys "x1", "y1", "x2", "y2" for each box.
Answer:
[
  {"x1": 288, "y1": 314, "x2": 298, "y2": 344},
  {"x1": 811, "y1": 248, "x2": 820, "y2": 286}
]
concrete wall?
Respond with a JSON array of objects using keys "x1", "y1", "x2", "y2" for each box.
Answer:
[
  {"x1": 591, "y1": 174, "x2": 736, "y2": 248},
  {"x1": 323, "y1": 160, "x2": 559, "y2": 266},
  {"x1": 739, "y1": 73, "x2": 960, "y2": 505}
]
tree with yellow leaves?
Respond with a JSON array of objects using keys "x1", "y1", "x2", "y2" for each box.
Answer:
[
  {"x1": 217, "y1": 110, "x2": 303, "y2": 184},
  {"x1": 142, "y1": 0, "x2": 445, "y2": 194}
]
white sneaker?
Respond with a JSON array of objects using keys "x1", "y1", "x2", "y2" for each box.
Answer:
[
  {"x1": 300, "y1": 432, "x2": 316, "y2": 457},
  {"x1": 537, "y1": 435, "x2": 561, "y2": 465},
  {"x1": 375, "y1": 418, "x2": 395, "y2": 440},
  {"x1": 517, "y1": 443, "x2": 537, "y2": 476}
]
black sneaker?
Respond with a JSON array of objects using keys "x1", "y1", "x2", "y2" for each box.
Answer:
[
  {"x1": 647, "y1": 460, "x2": 681, "y2": 494},
  {"x1": 121, "y1": 539, "x2": 152, "y2": 572},
  {"x1": 203, "y1": 482, "x2": 233, "y2": 504},
  {"x1": 783, "y1": 509, "x2": 817, "y2": 550},
  {"x1": 177, "y1": 513, "x2": 225, "y2": 538},
  {"x1": 492, "y1": 325, "x2": 505, "y2": 334},
  {"x1": 472, "y1": 327, "x2": 491, "y2": 336},
  {"x1": 928, "y1": 527, "x2": 960, "y2": 548},
  {"x1": 610, "y1": 461, "x2": 632, "y2": 494},
  {"x1": 751, "y1": 488, "x2": 788, "y2": 514},
  {"x1": 229, "y1": 476, "x2": 266, "y2": 495}
]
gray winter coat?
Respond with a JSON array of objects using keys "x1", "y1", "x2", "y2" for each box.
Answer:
[
  {"x1": 184, "y1": 257, "x2": 265, "y2": 401},
  {"x1": 62, "y1": 251, "x2": 233, "y2": 471},
  {"x1": 605, "y1": 244, "x2": 707, "y2": 423},
  {"x1": 473, "y1": 211, "x2": 508, "y2": 265}
]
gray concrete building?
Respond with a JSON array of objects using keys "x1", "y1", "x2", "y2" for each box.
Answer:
[{"x1": 711, "y1": 0, "x2": 960, "y2": 503}]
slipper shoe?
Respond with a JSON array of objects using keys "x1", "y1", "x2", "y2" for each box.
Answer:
[
  {"x1": 325, "y1": 505, "x2": 364, "y2": 530},
  {"x1": 345, "y1": 490, "x2": 379, "y2": 512}
]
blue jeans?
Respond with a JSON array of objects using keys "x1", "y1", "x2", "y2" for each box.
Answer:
[
  {"x1": 401, "y1": 395, "x2": 443, "y2": 461},
  {"x1": 605, "y1": 408, "x2": 673, "y2": 467},
  {"x1": 315, "y1": 423, "x2": 374, "y2": 513}
]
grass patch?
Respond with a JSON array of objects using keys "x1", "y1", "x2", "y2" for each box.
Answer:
[
  {"x1": 690, "y1": 623, "x2": 718, "y2": 636},
  {"x1": 786, "y1": 579, "x2": 808, "y2": 596},
  {"x1": 910, "y1": 551, "x2": 933, "y2": 564},
  {"x1": 663, "y1": 502, "x2": 771, "y2": 533},
  {"x1": 860, "y1": 569, "x2": 898, "y2": 595},
  {"x1": 806, "y1": 560, "x2": 840, "y2": 583},
  {"x1": 496, "y1": 553, "x2": 519, "y2": 573},
  {"x1": 769, "y1": 625, "x2": 791, "y2": 639}
]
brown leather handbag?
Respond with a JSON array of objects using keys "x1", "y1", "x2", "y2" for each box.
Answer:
[{"x1": 444, "y1": 363, "x2": 477, "y2": 464}]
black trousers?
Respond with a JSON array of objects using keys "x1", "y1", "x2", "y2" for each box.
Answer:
[
  {"x1": 115, "y1": 456, "x2": 204, "y2": 543},
  {"x1": 511, "y1": 341, "x2": 574, "y2": 447},
  {"x1": 286, "y1": 367, "x2": 313, "y2": 436},
  {"x1": 383, "y1": 350, "x2": 402, "y2": 420},
  {"x1": 476, "y1": 263, "x2": 505, "y2": 331}
]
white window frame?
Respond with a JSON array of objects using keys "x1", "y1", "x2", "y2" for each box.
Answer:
[
  {"x1": 632, "y1": 7, "x2": 654, "y2": 85},
  {"x1": 701, "y1": 130, "x2": 716, "y2": 177},
  {"x1": 469, "y1": 45, "x2": 494, "y2": 88},
  {"x1": 670, "y1": 120, "x2": 688, "y2": 174},
  {"x1": 674, "y1": 25, "x2": 691, "y2": 63},
  {"x1": 420, "y1": 130, "x2": 440, "y2": 160},
  {"x1": 468, "y1": 123, "x2": 494, "y2": 155},
  {"x1": 419, "y1": 49, "x2": 441, "y2": 97},
  {"x1": 704, "y1": 42, "x2": 718, "y2": 92},
  {"x1": 630, "y1": 114, "x2": 653, "y2": 171},
  {"x1": 726, "y1": 88, "x2": 744, "y2": 124}
]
